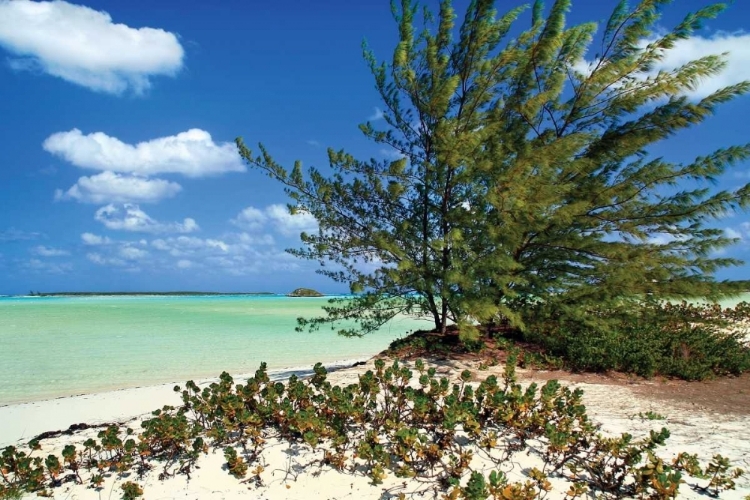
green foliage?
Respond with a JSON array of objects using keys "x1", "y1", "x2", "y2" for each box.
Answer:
[
  {"x1": 223, "y1": 447, "x2": 247, "y2": 479},
  {"x1": 120, "y1": 481, "x2": 143, "y2": 500},
  {"x1": 634, "y1": 411, "x2": 667, "y2": 421},
  {"x1": 236, "y1": 0, "x2": 750, "y2": 338},
  {"x1": 0, "y1": 360, "x2": 745, "y2": 498},
  {"x1": 700, "y1": 455, "x2": 745, "y2": 496},
  {"x1": 522, "y1": 301, "x2": 750, "y2": 379}
]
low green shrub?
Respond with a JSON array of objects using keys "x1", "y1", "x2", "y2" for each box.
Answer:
[
  {"x1": 120, "y1": 481, "x2": 143, "y2": 500},
  {"x1": 521, "y1": 301, "x2": 750, "y2": 380},
  {"x1": 0, "y1": 359, "x2": 744, "y2": 499}
]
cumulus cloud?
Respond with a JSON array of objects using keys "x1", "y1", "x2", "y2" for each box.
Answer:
[
  {"x1": 266, "y1": 204, "x2": 318, "y2": 236},
  {"x1": 148, "y1": 232, "x2": 294, "y2": 275},
  {"x1": 86, "y1": 242, "x2": 147, "y2": 268},
  {"x1": 231, "y1": 204, "x2": 318, "y2": 237},
  {"x1": 150, "y1": 236, "x2": 230, "y2": 257},
  {"x1": 44, "y1": 129, "x2": 245, "y2": 178},
  {"x1": 81, "y1": 232, "x2": 112, "y2": 245},
  {"x1": 642, "y1": 31, "x2": 750, "y2": 100},
  {"x1": 576, "y1": 31, "x2": 750, "y2": 100},
  {"x1": 55, "y1": 172, "x2": 182, "y2": 204},
  {"x1": 32, "y1": 245, "x2": 69, "y2": 257},
  {"x1": 0, "y1": 0, "x2": 184, "y2": 94},
  {"x1": 119, "y1": 245, "x2": 148, "y2": 260},
  {"x1": 95, "y1": 204, "x2": 199, "y2": 234},
  {"x1": 80, "y1": 228, "x2": 302, "y2": 276},
  {"x1": 45, "y1": 128, "x2": 244, "y2": 205},
  {"x1": 230, "y1": 207, "x2": 266, "y2": 231}
]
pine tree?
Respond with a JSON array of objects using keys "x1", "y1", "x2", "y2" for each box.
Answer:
[{"x1": 237, "y1": 0, "x2": 750, "y2": 338}]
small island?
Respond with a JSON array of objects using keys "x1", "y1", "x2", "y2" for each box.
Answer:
[{"x1": 287, "y1": 287, "x2": 324, "y2": 297}]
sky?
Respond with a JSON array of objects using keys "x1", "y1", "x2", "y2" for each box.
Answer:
[{"x1": 0, "y1": 0, "x2": 749, "y2": 295}]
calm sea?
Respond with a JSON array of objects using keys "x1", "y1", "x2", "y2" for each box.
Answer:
[{"x1": 0, "y1": 295, "x2": 432, "y2": 405}]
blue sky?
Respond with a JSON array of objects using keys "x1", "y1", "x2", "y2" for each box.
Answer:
[{"x1": 0, "y1": 0, "x2": 749, "y2": 295}]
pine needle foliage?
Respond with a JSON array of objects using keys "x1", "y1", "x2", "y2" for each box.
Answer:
[{"x1": 236, "y1": 0, "x2": 750, "y2": 336}]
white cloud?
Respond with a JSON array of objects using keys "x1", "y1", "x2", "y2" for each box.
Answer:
[
  {"x1": 205, "y1": 250, "x2": 300, "y2": 276},
  {"x1": 647, "y1": 231, "x2": 690, "y2": 246},
  {"x1": 81, "y1": 232, "x2": 112, "y2": 245},
  {"x1": 576, "y1": 31, "x2": 750, "y2": 100},
  {"x1": 725, "y1": 227, "x2": 743, "y2": 240},
  {"x1": 379, "y1": 148, "x2": 406, "y2": 160},
  {"x1": 266, "y1": 204, "x2": 318, "y2": 236},
  {"x1": 231, "y1": 204, "x2": 318, "y2": 237},
  {"x1": 150, "y1": 235, "x2": 230, "y2": 257},
  {"x1": 118, "y1": 245, "x2": 148, "y2": 260},
  {"x1": 237, "y1": 232, "x2": 275, "y2": 246},
  {"x1": 32, "y1": 245, "x2": 69, "y2": 257},
  {"x1": 642, "y1": 31, "x2": 750, "y2": 100},
  {"x1": 306, "y1": 140, "x2": 321, "y2": 147},
  {"x1": 149, "y1": 232, "x2": 295, "y2": 275},
  {"x1": 0, "y1": 0, "x2": 184, "y2": 94},
  {"x1": 95, "y1": 204, "x2": 199, "y2": 234},
  {"x1": 82, "y1": 230, "x2": 301, "y2": 276},
  {"x1": 86, "y1": 242, "x2": 147, "y2": 267},
  {"x1": 369, "y1": 107, "x2": 385, "y2": 121},
  {"x1": 230, "y1": 207, "x2": 266, "y2": 230},
  {"x1": 44, "y1": 129, "x2": 245, "y2": 178},
  {"x1": 55, "y1": 171, "x2": 182, "y2": 204}
]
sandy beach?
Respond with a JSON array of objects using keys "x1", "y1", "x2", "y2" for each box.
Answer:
[{"x1": 2, "y1": 356, "x2": 748, "y2": 500}]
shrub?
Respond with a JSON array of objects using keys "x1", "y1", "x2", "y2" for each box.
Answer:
[
  {"x1": 120, "y1": 481, "x2": 143, "y2": 500},
  {"x1": 521, "y1": 301, "x2": 750, "y2": 380},
  {"x1": 0, "y1": 359, "x2": 744, "y2": 499}
]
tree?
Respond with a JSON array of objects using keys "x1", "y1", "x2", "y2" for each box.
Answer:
[{"x1": 236, "y1": 0, "x2": 750, "y2": 338}]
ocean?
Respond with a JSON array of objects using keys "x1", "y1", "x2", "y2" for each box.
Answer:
[{"x1": 0, "y1": 295, "x2": 433, "y2": 405}]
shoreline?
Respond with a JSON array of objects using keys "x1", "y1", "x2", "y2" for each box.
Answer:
[
  {"x1": 0, "y1": 357, "x2": 369, "y2": 447},
  {"x1": 0, "y1": 357, "x2": 370, "y2": 409}
]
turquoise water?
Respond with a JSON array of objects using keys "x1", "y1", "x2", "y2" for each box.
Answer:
[{"x1": 0, "y1": 295, "x2": 432, "y2": 405}]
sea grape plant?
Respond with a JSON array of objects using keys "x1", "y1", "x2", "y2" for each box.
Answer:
[{"x1": 0, "y1": 357, "x2": 745, "y2": 499}]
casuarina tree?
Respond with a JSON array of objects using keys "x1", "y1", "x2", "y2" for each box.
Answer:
[{"x1": 237, "y1": 0, "x2": 750, "y2": 339}]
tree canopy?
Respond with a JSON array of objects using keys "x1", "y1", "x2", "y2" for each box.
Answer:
[{"x1": 237, "y1": 0, "x2": 750, "y2": 338}]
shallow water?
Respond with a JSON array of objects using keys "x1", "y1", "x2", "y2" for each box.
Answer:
[
  {"x1": 0, "y1": 295, "x2": 432, "y2": 405},
  {"x1": 3, "y1": 292, "x2": 748, "y2": 406}
]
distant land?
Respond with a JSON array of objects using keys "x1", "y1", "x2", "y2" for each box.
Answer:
[
  {"x1": 24, "y1": 291, "x2": 278, "y2": 297},
  {"x1": 287, "y1": 288, "x2": 324, "y2": 297}
]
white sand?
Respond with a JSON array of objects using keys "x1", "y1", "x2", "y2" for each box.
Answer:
[{"x1": 1, "y1": 359, "x2": 748, "y2": 499}]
